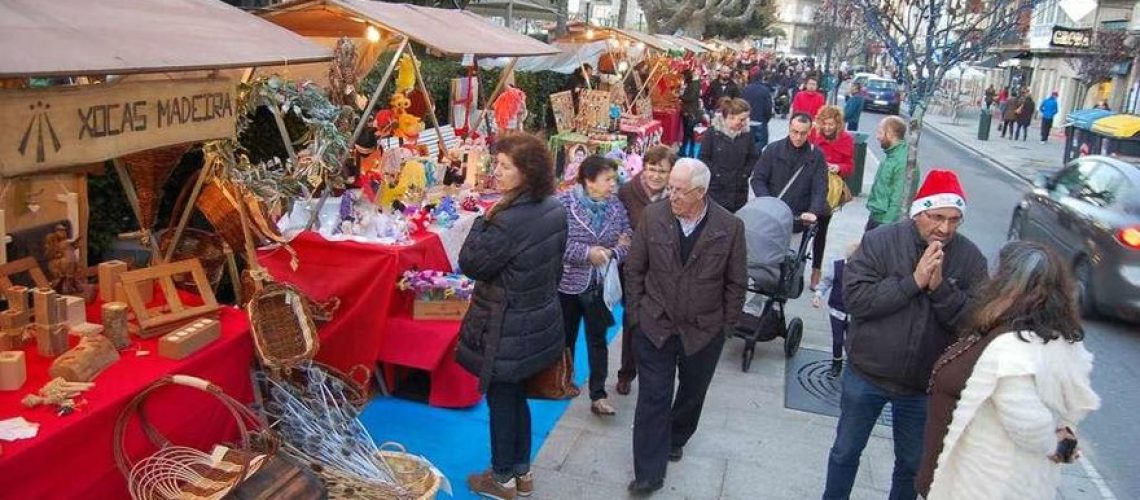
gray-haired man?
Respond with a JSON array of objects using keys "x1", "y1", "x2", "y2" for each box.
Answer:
[{"x1": 623, "y1": 158, "x2": 749, "y2": 495}]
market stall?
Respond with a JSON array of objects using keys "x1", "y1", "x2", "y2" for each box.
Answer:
[
  {"x1": 0, "y1": 0, "x2": 333, "y2": 498},
  {"x1": 257, "y1": 0, "x2": 558, "y2": 408}
]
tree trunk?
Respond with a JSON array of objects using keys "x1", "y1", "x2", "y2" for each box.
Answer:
[
  {"x1": 899, "y1": 103, "x2": 926, "y2": 212},
  {"x1": 555, "y1": 0, "x2": 568, "y2": 36},
  {"x1": 684, "y1": 13, "x2": 707, "y2": 38},
  {"x1": 618, "y1": 0, "x2": 629, "y2": 29}
]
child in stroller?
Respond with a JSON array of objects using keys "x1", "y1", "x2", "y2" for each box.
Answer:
[{"x1": 733, "y1": 196, "x2": 816, "y2": 371}]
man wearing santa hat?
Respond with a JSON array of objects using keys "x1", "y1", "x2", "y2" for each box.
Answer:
[{"x1": 822, "y1": 170, "x2": 989, "y2": 500}]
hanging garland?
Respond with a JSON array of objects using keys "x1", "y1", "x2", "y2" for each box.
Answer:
[{"x1": 223, "y1": 76, "x2": 356, "y2": 209}]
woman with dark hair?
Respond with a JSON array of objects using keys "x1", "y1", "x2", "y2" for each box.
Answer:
[
  {"x1": 701, "y1": 97, "x2": 759, "y2": 212},
  {"x1": 680, "y1": 69, "x2": 703, "y2": 158},
  {"x1": 456, "y1": 133, "x2": 568, "y2": 499},
  {"x1": 557, "y1": 155, "x2": 632, "y2": 416},
  {"x1": 917, "y1": 241, "x2": 1100, "y2": 500}
]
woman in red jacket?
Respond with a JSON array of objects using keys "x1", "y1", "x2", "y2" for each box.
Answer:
[
  {"x1": 807, "y1": 105, "x2": 854, "y2": 290},
  {"x1": 791, "y1": 75, "x2": 826, "y2": 119}
]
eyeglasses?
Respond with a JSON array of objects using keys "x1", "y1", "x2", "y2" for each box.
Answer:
[
  {"x1": 665, "y1": 185, "x2": 702, "y2": 199},
  {"x1": 923, "y1": 212, "x2": 963, "y2": 226}
]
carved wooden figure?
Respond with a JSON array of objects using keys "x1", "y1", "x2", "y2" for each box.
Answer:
[
  {"x1": 0, "y1": 351, "x2": 26, "y2": 391},
  {"x1": 49, "y1": 335, "x2": 119, "y2": 382},
  {"x1": 101, "y1": 302, "x2": 131, "y2": 349}
]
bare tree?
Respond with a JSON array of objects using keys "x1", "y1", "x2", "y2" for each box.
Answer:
[
  {"x1": 618, "y1": 0, "x2": 630, "y2": 28},
  {"x1": 852, "y1": 0, "x2": 1041, "y2": 208},
  {"x1": 808, "y1": 0, "x2": 872, "y2": 70},
  {"x1": 640, "y1": 0, "x2": 764, "y2": 37},
  {"x1": 1067, "y1": 29, "x2": 1133, "y2": 105}
]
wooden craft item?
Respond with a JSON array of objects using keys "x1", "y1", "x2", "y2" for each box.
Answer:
[
  {"x1": 98, "y1": 261, "x2": 128, "y2": 302},
  {"x1": 0, "y1": 257, "x2": 50, "y2": 291},
  {"x1": 5, "y1": 285, "x2": 29, "y2": 312},
  {"x1": 413, "y1": 298, "x2": 470, "y2": 321},
  {"x1": 49, "y1": 334, "x2": 119, "y2": 382},
  {"x1": 35, "y1": 324, "x2": 69, "y2": 358},
  {"x1": 0, "y1": 326, "x2": 23, "y2": 351},
  {"x1": 0, "y1": 351, "x2": 26, "y2": 391},
  {"x1": 21, "y1": 377, "x2": 94, "y2": 415},
  {"x1": 101, "y1": 302, "x2": 132, "y2": 349},
  {"x1": 33, "y1": 288, "x2": 60, "y2": 326},
  {"x1": 158, "y1": 318, "x2": 220, "y2": 360},
  {"x1": 578, "y1": 89, "x2": 613, "y2": 132},
  {"x1": 117, "y1": 259, "x2": 219, "y2": 338},
  {"x1": 549, "y1": 91, "x2": 575, "y2": 134}
]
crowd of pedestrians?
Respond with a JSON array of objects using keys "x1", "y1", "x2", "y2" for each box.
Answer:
[{"x1": 454, "y1": 60, "x2": 1100, "y2": 500}]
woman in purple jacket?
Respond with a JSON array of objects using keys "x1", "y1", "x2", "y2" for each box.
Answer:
[{"x1": 558, "y1": 156, "x2": 632, "y2": 416}]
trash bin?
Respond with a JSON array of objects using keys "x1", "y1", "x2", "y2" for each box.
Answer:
[
  {"x1": 848, "y1": 132, "x2": 869, "y2": 197},
  {"x1": 978, "y1": 108, "x2": 991, "y2": 141}
]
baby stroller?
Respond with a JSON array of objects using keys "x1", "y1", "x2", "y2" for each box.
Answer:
[{"x1": 733, "y1": 197, "x2": 817, "y2": 372}]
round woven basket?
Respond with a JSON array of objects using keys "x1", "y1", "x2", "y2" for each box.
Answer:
[{"x1": 377, "y1": 443, "x2": 441, "y2": 500}]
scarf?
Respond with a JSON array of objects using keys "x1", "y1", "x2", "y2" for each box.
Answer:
[
  {"x1": 712, "y1": 114, "x2": 744, "y2": 139},
  {"x1": 575, "y1": 184, "x2": 609, "y2": 234}
]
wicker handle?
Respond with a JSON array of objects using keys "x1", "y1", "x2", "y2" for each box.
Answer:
[{"x1": 112, "y1": 374, "x2": 279, "y2": 481}]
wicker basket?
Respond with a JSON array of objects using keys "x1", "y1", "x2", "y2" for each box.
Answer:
[
  {"x1": 118, "y1": 143, "x2": 193, "y2": 230},
  {"x1": 377, "y1": 443, "x2": 441, "y2": 500},
  {"x1": 196, "y1": 176, "x2": 280, "y2": 261},
  {"x1": 156, "y1": 228, "x2": 227, "y2": 291},
  {"x1": 248, "y1": 282, "x2": 320, "y2": 369}
]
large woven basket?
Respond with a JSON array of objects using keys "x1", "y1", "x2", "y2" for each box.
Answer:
[
  {"x1": 377, "y1": 443, "x2": 441, "y2": 500},
  {"x1": 118, "y1": 143, "x2": 193, "y2": 230},
  {"x1": 247, "y1": 282, "x2": 320, "y2": 369},
  {"x1": 195, "y1": 175, "x2": 281, "y2": 260},
  {"x1": 156, "y1": 228, "x2": 227, "y2": 291}
]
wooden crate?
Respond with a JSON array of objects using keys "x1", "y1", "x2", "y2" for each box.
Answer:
[{"x1": 413, "y1": 298, "x2": 470, "y2": 321}]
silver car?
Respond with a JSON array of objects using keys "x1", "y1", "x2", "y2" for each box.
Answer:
[{"x1": 1008, "y1": 155, "x2": 1140, "y2": 322}]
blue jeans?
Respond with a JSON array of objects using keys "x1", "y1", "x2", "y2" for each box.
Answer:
[
  {"x1": 823, "y1": 369, "x2": 928, "y2": 500},
  {"x1": 750, "y1": 123, "x2": 769, "y2": 154}
]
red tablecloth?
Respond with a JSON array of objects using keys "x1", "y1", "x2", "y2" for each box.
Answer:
[
  {"x1": 257, "y1": 231, "x2": 480, "y2": 408},
  {"x1": 620, "y1": 119, "x2": 664, "y2": 153},
  {"x1": 0, "y1": 303, "x2": 253, "y2": 500},
  {"x1": 653, "y1": 109, "x2": 683, "y2": 145},
  {"x1": 379, "y1": 316, "x2": 480, "y2": 408}
]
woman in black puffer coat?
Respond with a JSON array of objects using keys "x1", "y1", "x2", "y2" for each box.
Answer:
[
  {"x1": 456, "y1": 133, "x2": 567, "y2": 499},
  {"x1": 700, "y1": 98, "x2": 760, "y2": 212}
]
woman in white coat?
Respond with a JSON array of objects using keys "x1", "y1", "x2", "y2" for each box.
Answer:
[{"x1": 916, "y1": 241, "x2": 1100, "y2": 500}]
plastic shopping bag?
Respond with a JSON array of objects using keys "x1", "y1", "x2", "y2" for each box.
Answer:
[{"x1": 603, "y1": 258, "x2": 622, "y2": 311}]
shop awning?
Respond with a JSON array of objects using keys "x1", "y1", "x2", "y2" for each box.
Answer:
[
  {"x1": 1091, "y1": 114, "x2": 1140, "y2": 138},
  {"x1": 466, "y1": 0, "x2": 559, "y2": 22},
  {"x1": 657, "y1": 35, "x2": 707, "y2": 53},
  {"x1": 479, "y1": 41, "x2": 612, "y2": 74},
  {"x1": 0, "y1": 0, "x2": 332, "y2": 79},
  {"x1": 611, "y1": 28, "x2": 676, "y2": 52},
  {"x1": 259, "y1": 0, "x2": 559, "y2": 57},
  {"x1": 1066, "y1": 109, "x2": 1116, "y2": 130}
]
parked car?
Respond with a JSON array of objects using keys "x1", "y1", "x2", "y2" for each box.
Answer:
[
  {"x1": 1008, "y1": 155, "x2": 1140, "y2": 322},
  {"x1": 863, "y1": 78, "x2": 902, "y2": 114}
]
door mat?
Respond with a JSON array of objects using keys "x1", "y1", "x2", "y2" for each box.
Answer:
[{"x1": 784, "y1": 347, "x2": 892, "y2": 426}]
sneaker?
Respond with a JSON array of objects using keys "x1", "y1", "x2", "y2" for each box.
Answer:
[
  {"x1": 829, "y1": 358, "x2": 843, "y2": 378},
  {"x1": 590, "y1": 398, "x2": 616, "y2": 416},
  {"x1": 468, "y1": 470, "x2": 517, "y2": 500},
  {"x1": 515, "y1": 472, "x2": 534, "y2": 497}
]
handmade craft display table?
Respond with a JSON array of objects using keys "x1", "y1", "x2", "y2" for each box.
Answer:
[
  {"x1": 652, "y1": 109, "x2": 684, "y2": 145},
  {"x1": 619, "y1": 119, "x2": 664, "y2": 154},
  {"x1": 257, "y1": 231, "x2": 480, "y2": 408},
  {"x1": 0, "y1": 297, "x2": 253, "y2": 500}
]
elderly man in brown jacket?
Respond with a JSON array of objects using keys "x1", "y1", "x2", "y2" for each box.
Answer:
[{"x1": 623, "y1": 158, "x2": 748, "y2": 495}]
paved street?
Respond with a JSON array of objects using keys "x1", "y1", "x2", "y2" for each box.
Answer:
[{"x1": 526, "y1": 111, "x2": 1135, "y2": 499}]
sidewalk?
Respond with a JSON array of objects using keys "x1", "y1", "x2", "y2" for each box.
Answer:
[
  {"x1": 922, "y1": 107, "x2": 1065, "y2": 182},
  {"x1": 528, "y1": 118, "x2": 1110, "y2": 499}
]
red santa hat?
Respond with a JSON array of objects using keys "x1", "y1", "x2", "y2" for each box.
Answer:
[{"x1": 910, "y1": 169, "x2": 967, "y2": 218}]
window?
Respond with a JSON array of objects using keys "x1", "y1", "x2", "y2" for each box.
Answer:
[
  {"x1": 1052, "y1": 159, "x2": 1096, "y2": 197},
  {"x1": 1081, "y1": 164, "x2": 1127, "y2": 207}
]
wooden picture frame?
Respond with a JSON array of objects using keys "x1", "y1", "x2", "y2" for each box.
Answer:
[
  {"x1": 0, "y1": 257, "x2": 50, "y2": 291},
  {"x1": 549, "y1": 91, "x2": 575, "y2": 134},
  {"x1": 578, "y1": 90, "x2": 612, "y2": 132},
  {"x1": 117, "y1": 258, "x2": 219, "y2": 338}
]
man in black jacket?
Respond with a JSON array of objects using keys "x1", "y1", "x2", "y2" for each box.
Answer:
[
  {"x1": 741, "y1": 70, "x2": 774, "y2": 154},
  {"x1": 750, "y1": 112, "x2": 827, "y2": 229},
  {"x1": 822, "y1": 169, "x2": 988, "y2": 500},
  {"x1": 704, "y1": 66, "x2": 741, "y2": 110}
]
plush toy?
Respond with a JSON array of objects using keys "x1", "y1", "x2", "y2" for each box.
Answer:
[
  {"x1": 460, "y1": 195, "x2": 480, "y2": 213},
  {"x1": 395, "y1": 54, "x2": 416, "y2": 93},
  {"x1": 379, "y1": 159, "x2": 428, "y2": 209},
  {"x1": 492, "y1": 86, "x2": 528, "y2": 131},
  {"x1": 406, "y1": 206, "x2": 433, "y2": 234},
  {"x1": 432, "y1": 196, "x2": 459, "y2": 229}
]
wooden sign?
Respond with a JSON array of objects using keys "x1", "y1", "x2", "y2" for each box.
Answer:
[
  {"x1": 549, "y1": 91, "x2": 575, "y2": 134},
  {"x1": 0, "y1": 78, "x2": 237, "y2": 177},
  {"x1": 578, "y1": 90, "x2": 612, "y2": 132}
]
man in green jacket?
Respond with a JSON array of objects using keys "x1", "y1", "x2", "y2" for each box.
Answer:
[{"x1": 865, "y1": 116, "x2": 917, "y2": 231}]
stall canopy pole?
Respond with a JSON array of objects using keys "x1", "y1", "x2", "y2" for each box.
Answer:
[
  {"x1": 347, "y1": 35, "x2": 410, "y2": 154},
  {"x1": 408, "y1": 47, "x2": 448, "y2": 157},
  {"x1": 631, "y1": 59, "x2": 663, "y2": 107},
  {"x1": 111, "y1": 159, "x2": 165, "y2": 263},
  {"x1": 472, "y1": 56, "x2": 519, "y2": 136}
]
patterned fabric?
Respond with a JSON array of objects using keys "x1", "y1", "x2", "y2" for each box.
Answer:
[{"x1": 556, "y1": 189, "x2": 632, "y2": 295}]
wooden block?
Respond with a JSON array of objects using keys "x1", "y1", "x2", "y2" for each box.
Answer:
[
  {"x1": 0, "y1": 351, "x2": 26, "y2": 391},
  {"x1": 34, "y1": 324, "x2": 69, "y2": 358},
  {"x1": 0, "y1": 309, "x2": 27, "y2": 330},
  {"x1": 49, "y1": 334, "x2": 119, "y2": 382},
  {"x1": 101, "y1": 302, "x2": 131, "y2": 349},
  {"x1": 32, "y1": 288, "x2": 59, "y2": 326},
  {"x1": 5, "y1": 286, "x2": 28, "y2": 312},
  {"x1": 0, "y1": 329, "x2": 23, "y2": 351},
  {"x1": 98, "y1": 260, "x2": 128, "y2": 302},
  {"x1": 412, "y1": 298, "x2": 470, "y2": 320},
  {"x1": 158, "y1": 318, "x2": 221, "y2": 360},
  {"x1": 61, "y1": 296, "x2": 86, "y2": 326},
  {"x1": 70, "y1": 323, "x2": 104, "y2": 337}
]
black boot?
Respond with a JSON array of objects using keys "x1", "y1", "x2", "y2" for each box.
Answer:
[{"x1": 828, "y1": 358, "x2": 843, "y2": 378}]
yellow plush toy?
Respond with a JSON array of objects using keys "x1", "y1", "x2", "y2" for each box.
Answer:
[
  {"x1": 379, "y1": 159, "x2": 428, "y2": 208},
  {"x1": 395, "y1": 55, "x2": 416, "y2": 93},
  {"x1": 388, "y1": 91, "x2": 424, "y2": 143}
]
